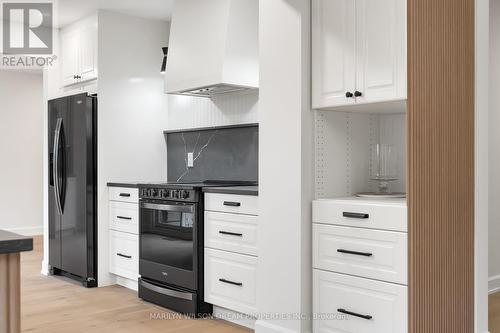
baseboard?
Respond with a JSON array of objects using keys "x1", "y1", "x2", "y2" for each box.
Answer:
[
  {"x1": 40, "y1": 259, "x2": 49, "y2": 276},
  {"x1": 255, "y1": 320, "x2": 308, "y2": 333},
  {"x1": 489, "y1": 274, "x2": 500, "y2": 294},
  {"x1": 213, "y1": 306, "x2": 256, "y2": 330},
  {"x1": 4, "y1": 226, "x2": 43, "y2": 236},
  {"x1": 116, "y1": 276, "x2": 138, "y2": 291}
]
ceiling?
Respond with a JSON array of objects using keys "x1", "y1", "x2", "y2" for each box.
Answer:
[{"x1": 55, "y1": 0, "x2": 175, "y2": 28}]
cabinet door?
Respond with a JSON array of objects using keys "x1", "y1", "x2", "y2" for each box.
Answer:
[
  {"x1": 61, "y1": 31, "x2": 80, "y2": 87},
  {"x1": 312, "y1": 0, "x2": 356, "y2": 109},
  {"x1": 355, "y1": 0, "x2": 406, "y2": 104},
  {"x1": 79, "y1": 24, "x2": 98, "y2": 83}
]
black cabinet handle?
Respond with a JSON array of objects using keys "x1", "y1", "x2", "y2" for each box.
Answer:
[
  {"x1": 337, "y1": 308, "x2": 372, "y2": 320},
  {"x1": 117, "y1": 216, "x2": 132, "y2": 220},
  {"x1": 343, "y1": 212, "x2": 369, "y2": 219},
  {"x1": 119, "y1": 193, "x2": 131, "y2": 197},
  {"x1": 354, "y1": 91, "x2": 363, "y2": 97},
  {"x1": 219, "y1": 231, "x2": 243, "y2": 237},
  {"x1": 345, "y1": 91, "x2": 354, "y2": 98},
  {"x1": 117, "y1": 253, "x2": 132, "y2": 259},
  {"x1": 219, "y1": 278, "x2": 243, "y2": 287},
  {"x1": 223, "y1": 201, "x2": 241, "y2": 207},
  {"x1": 337, "y1": 249, "x2": 373, "y2": 257}
]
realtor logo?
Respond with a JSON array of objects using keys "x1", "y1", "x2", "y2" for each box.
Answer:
[{"x1": 2, "y1": 2, "x2": 53, "y2": 54}]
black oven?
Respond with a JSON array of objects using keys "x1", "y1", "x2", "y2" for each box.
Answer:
[
  {"x1": 139, "y1": 200, "x2": 198, "y2": 289},
  {"x1": 138, "y1": 186, "x2": 212, "y2": 316}
]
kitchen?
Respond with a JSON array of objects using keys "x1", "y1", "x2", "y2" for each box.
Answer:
[{"x1": 0, "y1": 0, "x2": 491, "y2": 333}]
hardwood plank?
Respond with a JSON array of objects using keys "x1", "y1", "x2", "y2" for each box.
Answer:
[
  {"x1": 20, "y1": 236, "x2": 251, "y2": 333},
  {"x1": 407, "y1": 0, "x2": 475, "y2": 332}
]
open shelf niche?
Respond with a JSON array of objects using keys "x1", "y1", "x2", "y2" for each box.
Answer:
[{"x1": 314, "y1": 109, "x2": 407, "y2": 199}]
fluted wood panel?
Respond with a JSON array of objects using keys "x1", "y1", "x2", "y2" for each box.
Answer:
[{"x1": 407, "y1": 0, "x2": 475, "y2": 332}]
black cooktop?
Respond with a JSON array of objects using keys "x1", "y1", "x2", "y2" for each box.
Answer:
[{"x1": 137, "y1": 180, "x2": 257, "y2": 190}]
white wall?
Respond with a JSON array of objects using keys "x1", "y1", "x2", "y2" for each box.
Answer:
[
  {"x1": 489, "y1": 0, "x2": 500, "y2": 294},
  {"x1": 96, "y1": 11, "x2": 170, "y2": 286},
  {"x1": 0, "y1": 71, "x2": 44, "y2": 236},
  {"x1": 257, "y1": 1, "x2": 313, "y2": 333}
]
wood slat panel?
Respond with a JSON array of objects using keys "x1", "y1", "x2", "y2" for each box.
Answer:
[{"x1": 407, "y1": 0, "x2": 475, "y2": 332}]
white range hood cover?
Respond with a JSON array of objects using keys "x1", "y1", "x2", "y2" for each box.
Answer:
[{"x1": 165, "y1": 0, "x2": 259, "y2": 97}]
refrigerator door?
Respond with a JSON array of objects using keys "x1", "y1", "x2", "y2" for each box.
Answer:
[
  {"x1": 60, "y1": 94, "x2": 96, "y2": 279},
  {"x1": 48, "y1": 97, "x2": 67, "y2": 269}
]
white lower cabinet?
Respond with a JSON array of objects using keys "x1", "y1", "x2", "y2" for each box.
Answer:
[
  {"x1": 313, "y1": 197, "x2": 408, "y2": 333},
  {"x1": 108, "y1": 185, "x2": 139, "y2": 290},
  {"x1": 109, "y1": 201, "x2": 139, "y2": 235},
  {"x1": 204, "y1": 248, "x2": 258, "y2": 315},
  {"x1": 313, "y1": 224, "x2": 407, "y2": 284},
  {"x1": 109, "y1": 230, "x2": 139, "y2": 281},
  {"x1": 204, "y1": 192, "x2": 259, "y2": 323},
  {"x1": 205, "y1": 211, "x2": 259, "y2": 256},
  {"x1": 313, "y1": 270, "x2": 407, "y2": 333}
]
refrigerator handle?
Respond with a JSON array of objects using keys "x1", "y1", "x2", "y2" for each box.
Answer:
[{"x1": 53, "y1": 118, "x2": 63, "y2": 215}]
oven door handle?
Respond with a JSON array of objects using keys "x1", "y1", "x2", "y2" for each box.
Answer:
[
  {"x1": 139, "y1": 279, "x2": 193, "y2": 301},
  {"x1": 140, "y1": 202, "x2": 194, "y2": 213}
]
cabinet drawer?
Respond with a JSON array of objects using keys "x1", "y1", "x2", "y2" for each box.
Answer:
[
  {"x1": 109, "y1": 201, "x2": 139, "y2": 235},
  {"x1": 313, "y1": 270, "x2": 407, "y2": 333},
  {"x1": 205, "y1": 248, "x2": 258, "y2": 315},
  {"x1": 109, "y1": 187, "x2": 139, "y2": 203},
  {"x1": 205, "y1": 193, "x2": 258, "y2": 216},
  {"x1": 313, "y1": 224, "x2": 407, "y2": 284},
  {"x1": 109, "y1": 230, "x2": 138, "y2": 281},
  {"x1": 313, "y1": 198, "x2": 407, "y2": 232},
  {"x1": 205, "y1": 211, "x2": 258, "y2": 256}
]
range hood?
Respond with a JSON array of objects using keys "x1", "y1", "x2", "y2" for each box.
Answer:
[{"x1": 165, "y1": 0, "x2": 259, "y2": 97}]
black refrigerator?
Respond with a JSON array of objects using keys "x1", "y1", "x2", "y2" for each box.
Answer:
[{"x1": 48, "y1": 93, "x2": 97, "y2": 287}]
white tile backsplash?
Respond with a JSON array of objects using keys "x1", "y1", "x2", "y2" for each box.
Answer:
[{"x1": 167, "y1": 90, "x2": 259, "y2": 130}]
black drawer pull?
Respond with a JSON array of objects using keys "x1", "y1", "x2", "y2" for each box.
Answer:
[
  {"x1": 219, "y1": 231, "x2": 243, "y2": 237},
  {"x1": 337, "y1": 249, "x2": 373, "y2": 257},
  {"x1": 223, "y1": 201, "x2": 241, "y2": 207},
  {"x1": 337, "y1": 308, "x2": 372, "y2": 320},
  {"x1": 119, "y1": 193, "x2": 131, "y2": 197},
  {"x1": 219, "y1": 278, "x2": 243, "y2": 287},
  {"x1": 117, "y1": 253, "x2": 132, "y2": 259},
  {"x1": 343, "y1": 212, "x2": 369, "y2": 219},
  {"x1": 116, "y1": 216, "x2": 132, "y2": 220}
]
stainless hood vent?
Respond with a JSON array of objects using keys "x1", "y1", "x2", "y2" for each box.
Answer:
[
  {"x1": 165, "y1": 0, "x2": 259, "y2": 97},
  {"x1": 174, "y1": 84, "x2": 253, "y2": 97}
]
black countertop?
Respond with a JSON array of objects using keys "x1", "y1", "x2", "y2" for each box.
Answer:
[
  {"x1": 202, "y1": 186, "x2": 259, "y2": 196},
  {"x1": 107, "y1": 182, "x2": 140, "y2": 188},
  {"x1": 0, "y1": 230, "x2": 33, "y2": 254}
]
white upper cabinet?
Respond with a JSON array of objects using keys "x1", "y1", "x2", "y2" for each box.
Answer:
[
  {"x1": 78, "y1": 24, "x2": 98, "y2": 83},
  {"x1": 61, "y1": 31, "x2": 80, "y2": 87},
  {"x1": 60, "y1": 15, "x2": 98, "y2": 87},
  {"x1": 312, "y1": 0, "x2": 356, "y2": 108},
  {"x1": 312, "y1": 0, "x2": 407, "y2": 110}
]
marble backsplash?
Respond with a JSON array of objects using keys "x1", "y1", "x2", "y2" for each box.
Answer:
[{"x1": 165, "y1": 124, "x2": 258, "y2": 183}]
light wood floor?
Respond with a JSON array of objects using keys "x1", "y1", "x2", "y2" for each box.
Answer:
[
  {"x1": 20, "y1": 236, "x2": 250, "y2": 333},
  {"x1": 491, "y1": 292, "x2": 500, "y2": 333}
]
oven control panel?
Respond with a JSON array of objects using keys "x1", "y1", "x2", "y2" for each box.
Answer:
[{"x1": 139, "y1": 188, "x2": 196, "y2": 202}]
